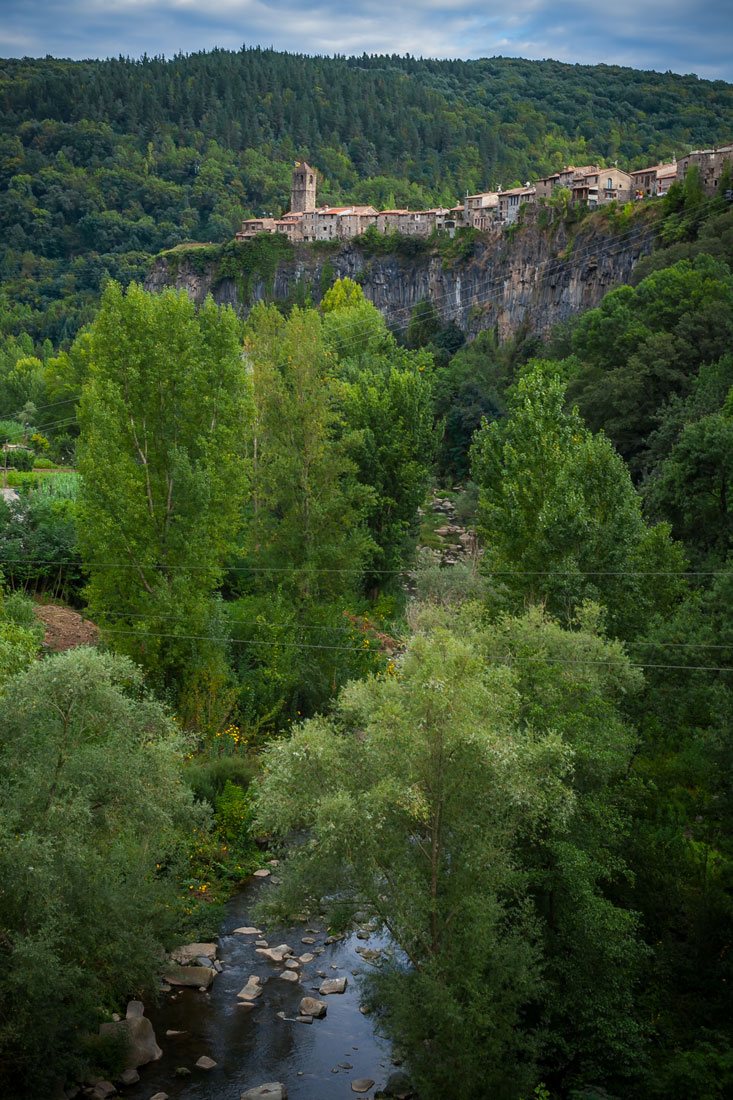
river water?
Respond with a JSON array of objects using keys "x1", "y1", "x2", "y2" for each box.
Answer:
[{"x1": 125, "y1": 875, "x2": 394, "y2": 1100}]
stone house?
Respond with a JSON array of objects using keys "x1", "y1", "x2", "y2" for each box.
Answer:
[
  {"x1": 535, "y1": 166, "x2": 600, "y2": 200},
  {"x1": 571, "y1": 167, "x2": 632, "y2": 206},
  {"x1": 236, "y1": 216, "x2": 277, "y2": 240},
  {"x1": 498, "y1": 186, "x2": 536, "y2": 224},
  {"x1": 377, "y1": 210, "x2": 409, "y2": 233},
  {"x1": 630, "y1": 162, "x2": 677, "y2": 199},
  {"x1": 676, "y1": 144, "x2": 733, "y2": 195},
  {"x1": 464, "y1": 191, "x2": 499, "y2": 229},
  {"x1": 301, "y1": 206, "x2": 377, "y2": 241},
  {"x1": 336, "y1": 206, "x2": 378, "y2": 237}
]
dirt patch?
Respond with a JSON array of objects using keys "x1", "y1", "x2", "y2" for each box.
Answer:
[{"x1": 34, "y1": 603, "x2": 99, "y2": 652}]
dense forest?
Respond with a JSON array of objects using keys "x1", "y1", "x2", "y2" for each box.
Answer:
[
  {"x1": 1, "y1": 48, "x2": 733, "y2": 344},
  {"x1": 1, "y1": 47, "x2": 733, "y2": 1100}
]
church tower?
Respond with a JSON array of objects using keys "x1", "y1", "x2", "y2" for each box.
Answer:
[{"x1": 291, "y1": 161, "x2": 317, "y2": 213}]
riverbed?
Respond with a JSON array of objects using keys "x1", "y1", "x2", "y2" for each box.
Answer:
[{"x1": 124, "y1": 875, "x2": 394, "y2": 1099}]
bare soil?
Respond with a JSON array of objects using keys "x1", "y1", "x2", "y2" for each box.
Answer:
[{"x1": 34, "y1": 602, "x2": 99, "y2": 652}]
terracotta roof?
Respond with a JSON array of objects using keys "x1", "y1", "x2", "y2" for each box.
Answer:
[
  {"x1": 631, "y1": 162, "x2": 676, "y2": 177},
  {"x1": 378, "y1": 209, "x2": 409, "y2": 215}
]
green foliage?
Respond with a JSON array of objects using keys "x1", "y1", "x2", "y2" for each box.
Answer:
[
  {"x1": 0, "y1": 476, "x2": 82, "y2": 599},
  {"x1": 433, "y1": 326, "x2": 541, "y2": 480},
  {"x1": 0, "y1": 647, "x2": 203, "y2": 1096},
  {"x1": 567, "y1": 255, "x2": 733, "y2": 474},
  {"x1": 254, "y1": 604, "x2": 646, "y2": 1097},
  {"x1": 77, "y1": 281, "x2": 252, "y2": 703},
  {"x1": 0, "y1": 584, "x2": 41, "y2": 691},
  {"x1": 471, "y1": 360, "x2": 686, "y2": 638},
  {"x1": 5, "y1": 446, "x2": 34, "y2": 470}
]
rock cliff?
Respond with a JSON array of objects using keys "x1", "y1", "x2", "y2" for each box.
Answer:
[{"x1": 145, "y1": 208, "x2": 657, "y2": 340}]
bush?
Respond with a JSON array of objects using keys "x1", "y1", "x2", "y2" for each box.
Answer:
[
  {"x1": 7, "y1": 447, "x2": 34, "y2": 471},
  {"x1": 185, "y1": 753, "x2": 259, "y2": 806}
]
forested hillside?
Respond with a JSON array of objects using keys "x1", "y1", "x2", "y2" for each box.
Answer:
[
  {"x1": 1, "y1": 48, "x2": 732, "y2": 343},
  {"x1": 1, "y1": 46, "x2": 733, "y2": 1100}
]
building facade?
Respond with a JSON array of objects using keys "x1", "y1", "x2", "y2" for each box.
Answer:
[
  {"x1": 498, "y1": 186, "x2": 536, "y2": 224},
  {"x1": 676, "y1": 145, "x2": 733, "y2": 195}
]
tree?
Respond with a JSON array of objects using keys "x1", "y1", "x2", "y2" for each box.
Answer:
[
  {"x1": 0, "y1": 579, "x2": 41, "y2": 691},
  {"x1": 76, "y1": 281, "x2": 252, "y2": 702},
  {"x1": 243, "y1": 301, "x2": 372, "y2": 604},
  {"x1": 471, "y1": 359, "x2": 686, "y2": 639},
  {"x1": 0, "y1": 648, "x2": 201, "y2": 1096},
  {"x1": 322, "y1": 282, "x2": 437, "y2": 594},
  {"x1": 254, "y1": 603, "x2": 648, "y2": 1096},
  {"x1": 232, "y1": 303, "x2": 377, "y2": 723},
  {"x1": 646, "y1": 402, "x2": 733, "y2": 567},
  {"x1": 254, "y1": 608, "x2": 573, "y2": 1099}
]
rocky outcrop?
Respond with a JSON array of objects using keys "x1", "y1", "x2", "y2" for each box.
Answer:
[{"x1": 145, "y1": 208, "x2": 656, "y2": 341}]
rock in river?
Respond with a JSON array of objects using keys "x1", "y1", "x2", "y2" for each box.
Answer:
[
  {"x1": 162, "y1": 963, "x2": 216, "y2": 988},
  {"x1": 196, "y1": 1055, "x2": 217, "y2": 1070},
  {"x1": 256, "y1": 944, "x2": 294, "y2": 963},
  {"x1": 241, "y1": 1085, "x2": 287, "y2": 1100},
  {"x1": 319, "y1": 976, "x2": 348, "y2": 994},
  {"x1": 299, "y1": 996, "x2": 327, "y2": 1018},
  {"x1": 170, "y1": 942, "x2": 217, "y2": 965},
  {"x1": 238, "y1": 975, "x2": 264, "y2": 1001},
  {"x1": 351, "y1": 1080, "x2": 375, "y2": 1094}
]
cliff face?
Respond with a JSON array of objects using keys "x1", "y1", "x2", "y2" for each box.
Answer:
[{"x1": 145, "y1": 209, "x2": 656, "y2": 340}]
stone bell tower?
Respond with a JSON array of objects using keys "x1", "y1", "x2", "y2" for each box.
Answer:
[{"x1": 291, "y1": 161, "x2": 317, "y2": 213}]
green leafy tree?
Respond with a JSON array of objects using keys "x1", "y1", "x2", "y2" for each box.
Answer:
[
  {"x1": 254, "y1": 609, "x2": 574, "y2": 1099},
  {"x1": 0, "y1": 647, "x2": 202, "y2": 1096},
  {"x1": 322, "y1": 283, "x2": 437, "y2": 595},
  {"x1": 77, "y1": 282, "x2": 252, "y2": 703},
  {"x1": 471, "y1": 360, "x2": 686, "y2": 638},
  {"x1": 233, "y1": 303, "x2": 376, "y2": 722},
  {"x1": 243, "y1": 301, "x2": 372, "y2": 602},
  {"x1": 0, "y1": 580, "x2": 41, "y2": 691},
  {"x1": 254, "y1": 603, "x2": 648, "y2": 1096}
]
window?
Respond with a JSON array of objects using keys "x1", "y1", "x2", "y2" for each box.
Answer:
[{"x1": 607, "y1": 177, "x2": 613, "y2": 189}]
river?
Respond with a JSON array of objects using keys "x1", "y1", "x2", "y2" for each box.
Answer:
[{"x1": 124, "y1": 874, "x2": 394, "y2": 1099}]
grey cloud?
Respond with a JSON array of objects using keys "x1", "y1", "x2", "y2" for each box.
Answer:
[{"x1": 0, "y1": 0, "x2": 730, "y2": 81}]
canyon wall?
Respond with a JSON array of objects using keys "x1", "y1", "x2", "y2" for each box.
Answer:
[{"x1": 145, "y1": 209, "x2": 657, "y2": 340}]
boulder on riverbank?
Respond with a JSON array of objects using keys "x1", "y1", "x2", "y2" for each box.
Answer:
[
  {"x1": 162, "y1": 963, "x2": 216, "y2": 988},
  {"x1": 98, "y1": 1002, "x2": 162, "y2": 1069},
  {"x1": 170, "y1": 942, "x2": 217, "y2": 965}
]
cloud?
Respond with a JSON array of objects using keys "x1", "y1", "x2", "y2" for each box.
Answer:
[{"x1": 0, "y1": 0, "x2": 730, "y2": 82}]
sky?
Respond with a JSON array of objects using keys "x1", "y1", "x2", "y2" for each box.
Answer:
[{"x1": 1, "y1": 0, "x2": 731, "y2": 83}]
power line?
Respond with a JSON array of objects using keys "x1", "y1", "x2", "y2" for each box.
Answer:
[
  {"x1": 58, "y1": 622, "x2": 733, "y2": 673},
  {"x1": 33, "y1": 604, "x2": 733, "y2": 650},
  {"x1": 6, "y1": 557, "x2": 732, "y2": 577}
]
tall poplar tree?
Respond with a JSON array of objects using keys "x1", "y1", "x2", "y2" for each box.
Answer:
[{"x1": 77, "y1": 282, "x2": 252, "y2": 702}]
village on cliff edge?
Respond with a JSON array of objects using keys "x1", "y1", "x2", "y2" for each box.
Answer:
[{"x1": 236, "y1": 143, "x2": 733, "y2": 245}]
